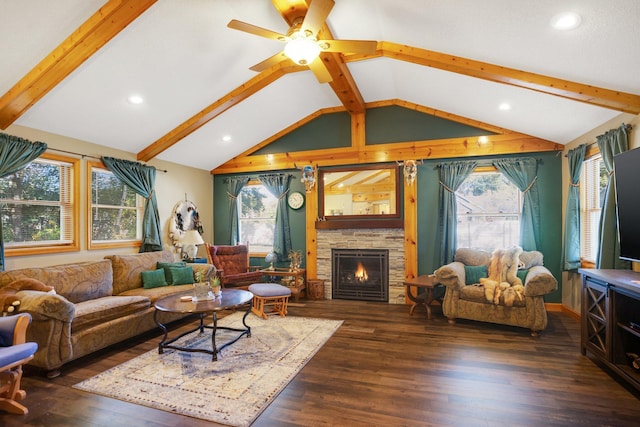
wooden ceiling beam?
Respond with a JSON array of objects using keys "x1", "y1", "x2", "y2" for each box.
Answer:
[
  {"x1": 0, "y1": 0, "x2": 157, "y2": 129},
  {"x1": 212, "y1": 133, "x2": 562, "y2": 175},
  {"x1": 137, "y1": 63, "x2": 297, "y2": 162},
  {"x1": 272, "y1": 0, "x2": 366, "y2": 115},
  {"x1": 345, "y1": 42, "x2": 640, "y2": 114}
]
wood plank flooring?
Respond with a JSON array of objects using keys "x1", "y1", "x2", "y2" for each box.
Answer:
[{"x1": 2, "y1": 300, "x2": 639, "y2": 426}]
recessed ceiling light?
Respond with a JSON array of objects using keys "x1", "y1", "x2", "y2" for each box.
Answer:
[
  {"x1": 221, "y1": 135, "x2": 232, "y2": 143},
  {"x1": 127, "y1": 94, "x2": 144, "y2": 104},
  {"x1": 478, "y1": 136, "x2": 489, "y2": 144},
  {"x1": 551, "y1": 12, "x2": 582, "y2": 30},
  {"x1": 498, "y1": 102, "x2": 511, "y2": 111}
]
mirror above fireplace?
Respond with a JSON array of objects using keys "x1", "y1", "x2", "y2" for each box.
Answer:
[{"x1": 317, "y1": 164, "x2": 402, "y2": 229}]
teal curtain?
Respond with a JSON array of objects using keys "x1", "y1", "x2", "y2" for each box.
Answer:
[
  {"x1": 102, "y1": 157, "x2": 162, "y2": 252},
  {"x1": 596, "y1": 124, "x2": 630, "y2": 269},
  {"x1": 493, "y1": 158, "x2": 541, "y2": 251},
  {"x1": 562, "y1": 145, "x2": 586, "y2": 270},
  {"x1": 437, "y1": 160, "x2": 477, "y2": 265},
  {"x1": 0, "y1": 133, "x2": 48, "y2": 271},
  {"x1": 259, "y1": 173, "x2": 293, "y2": 260},
  {"x1": 225, "y1": 177, "x2": 249, "y2": 245}
]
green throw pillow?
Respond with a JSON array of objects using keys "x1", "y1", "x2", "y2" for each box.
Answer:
[
  {"x1": 141, "y1": 269, "x2": 168, "y2": 289},
  {"x1": 517, "y1": 269, "x2": 529, "y2": 283},
  {"x1": 157, "y1": 261, "x2": 187, "y2": 282},
  {"x1": 464, "y1": 265, "x2": 488, "y2": 285},
  {"x1": 166, "y1": 266, "x2": 194, "y2": 285}
]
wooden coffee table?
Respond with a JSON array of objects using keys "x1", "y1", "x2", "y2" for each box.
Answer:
[
  {"x1": 153, "y1": 288, "x2": 253, "y2": 361},
  {"x1": 403, "y1": 275, "x2": 441, "y2": 320}
]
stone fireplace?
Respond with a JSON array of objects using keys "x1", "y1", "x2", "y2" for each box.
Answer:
[
  {"x1": 332, "y1": 248, "x2": 389, "y2": 302},
  {"x1": 316, "y1": 228, "x2": 405, "y2": 304}
]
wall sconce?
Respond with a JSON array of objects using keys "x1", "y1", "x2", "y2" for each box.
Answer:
[
  {"x1": 295, "y1": 163, "x2": 317, "y2": 192},
  {"x1": 397, "y1": 160, "x2": 422, "y2": 186}
]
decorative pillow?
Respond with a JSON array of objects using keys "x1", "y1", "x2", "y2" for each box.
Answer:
[
  {"x1": 464, "y1": 265, "x2": 488, "y2": 285},
  {"x1": 141, "y1": 269, "x2": 168, "y2": 289},
  {"x1": 166, "y1": 266, "x2": 194, "y2": 286},
  {"x1": 517, "y1": 269, "x2": 529, "y2": 284},
  {"x1": 157, "y1": 261, "x2": 187, "y2": 282},
  {"x1": 519, "y1": 251, "x2": 544, "y2": 269}
]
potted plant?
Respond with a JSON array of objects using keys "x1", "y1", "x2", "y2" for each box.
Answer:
[{"x1": 211, "y1": 274, "x2": 222, "y2": 297}]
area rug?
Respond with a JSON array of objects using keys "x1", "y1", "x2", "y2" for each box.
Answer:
[{"x1": 74, "y1": 313, "x2": 342, "y2": 426}]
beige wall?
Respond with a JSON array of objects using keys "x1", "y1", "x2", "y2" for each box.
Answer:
[
  {"x1": 3, "y1": 124, "x2": 213, "y2": 270},
  {"x1": 560, "y1": 112, "x2": 640, "y2": 314}
]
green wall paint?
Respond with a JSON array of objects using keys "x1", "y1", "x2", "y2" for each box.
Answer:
[
  {"x1": 415, "y1": 151, "x2": 563, "y2": 303},
  {"x1": 213, "y1": 171, "x2": 307, "y2": 269},
  {"x1": 366, "y1": 105, "x2": 495, "y2": 144},
  {"x1": 251, "y1": 112, "x2": 351, "y2": 155}
]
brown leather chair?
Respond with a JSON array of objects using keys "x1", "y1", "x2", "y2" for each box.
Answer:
[{"x1": 205, "y1": 243, "x2": 263, "y2": 290}]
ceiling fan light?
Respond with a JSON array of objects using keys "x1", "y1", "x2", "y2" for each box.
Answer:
[{"x1": 284, "y1": 31, "x2": 320, "y2": 65}]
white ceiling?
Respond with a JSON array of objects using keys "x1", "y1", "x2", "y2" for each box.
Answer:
[{"x1": 1, "y1": 0, "x2": 638, "y2": 171}]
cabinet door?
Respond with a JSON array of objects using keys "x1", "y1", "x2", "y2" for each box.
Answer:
[{"x1": 582, "y1": 276, "x2": 610, "y2": 359}]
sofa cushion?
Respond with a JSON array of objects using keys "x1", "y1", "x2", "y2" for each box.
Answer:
[
  {"x1": 119, "y1": 283, "x2": 194, "y2": 304},
  {"x1": 455, "y1": 248, "x2": 491, "y2": 266},
  {"x1": 72, "y1": 295, "x2": 150, "y2": 333},
  {"x1": 0, "y1": 260, "x2": 113, "y2": 304},
  {"x1": 460, "y1": 284, "x2": 526, "y2": 307},
  {"x1": 141, "y1": 269, "x2": 168, "y2": 289},
  {"x1": 106, "y1": 251, "x2": 174, "y2": 295}
]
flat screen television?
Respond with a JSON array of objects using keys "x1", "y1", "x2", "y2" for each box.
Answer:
[{"x1": 613, "y1": 146, "x2": 640, "y2": 263}]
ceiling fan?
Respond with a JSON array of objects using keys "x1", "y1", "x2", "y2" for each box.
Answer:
[{"x1": 227, "y1": 0, "x2": 377, "y2": 83}]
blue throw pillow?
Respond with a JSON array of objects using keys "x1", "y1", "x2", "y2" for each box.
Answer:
[
  {"x1": 141, "y1": 269, "x2": 168, "y2": 289},
  {"x1": 166, "y1": 266, "x2": 194, "y2": 286},
  {"x1": 464, "y1": 265, "x2": 488, "y2": 285}
]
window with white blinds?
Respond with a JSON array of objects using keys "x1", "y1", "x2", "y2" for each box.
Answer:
[
  {"x1": 0, "y1": 153, "x2": 79, "y2": 254},
  {"x1": 580, "y1": 154, "x2": 608, "y2": 263}
]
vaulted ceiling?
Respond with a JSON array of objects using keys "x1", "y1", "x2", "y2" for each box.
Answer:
[{"x1": 1, "y1": 0, "x2": 639, "y2": 173}]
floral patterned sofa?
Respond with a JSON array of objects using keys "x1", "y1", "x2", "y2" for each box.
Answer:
[{"x1": 0, "y1": 250, "x2": 213, "y2": 377}]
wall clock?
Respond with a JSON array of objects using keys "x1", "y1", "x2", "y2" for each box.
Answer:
[{"x1": 287, "y1": 191, "x2": 305, "y2": 210}]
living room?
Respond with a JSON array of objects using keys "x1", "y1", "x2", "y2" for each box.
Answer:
[{"x1": 1, "y1": 1, "x2": 640, "y2": 425}]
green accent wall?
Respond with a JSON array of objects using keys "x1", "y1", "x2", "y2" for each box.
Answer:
[
  {"x1": 366, "y1": 105, "x2": 495, "y2": 145},
  {"x1": 213, "y1": 171, "x2": 308, "y2": 269},
  {"x1": 251, "y1": 112, "x2": 351, "y2": 155},
  {"x1": 416, "y1": 151, "x2": 563, "y2": 303}
]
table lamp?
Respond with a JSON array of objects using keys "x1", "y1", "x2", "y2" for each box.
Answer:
[
  {"x1": 265, "y1": 251, "x2": 277, "y2": 271},
  {"x1": 181, "y1": 229, "x2": 204, "y2": 260}
]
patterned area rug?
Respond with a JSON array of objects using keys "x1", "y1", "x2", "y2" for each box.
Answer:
[{"x1": 74, "y1": 313, "x2": 342, "y2": 426}]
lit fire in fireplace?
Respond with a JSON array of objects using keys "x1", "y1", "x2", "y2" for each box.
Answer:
[{"x1": 355, "y1": 262, "x2": 368, "y2": 282}]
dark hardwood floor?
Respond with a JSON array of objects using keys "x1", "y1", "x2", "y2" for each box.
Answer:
[{"x1": 2, "y1": 300, "x2": 639, "y2": 427}]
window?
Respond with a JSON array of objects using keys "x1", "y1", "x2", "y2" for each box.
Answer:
[
  {"x1": 0, "y1": 153, "x2": 79, "y2": 255},
  {"x1": 455, "y1": 170, "x2": 522, "y2": 251},
  {"x1": 238, "y1": 181, "x2": 277, "y2": 254},
  {"x1": 88, "y1": 162, "x2": 143, "y2": 249},
  {"x1": 580, "y1": 153, "x2": 608, "y2": 264}
]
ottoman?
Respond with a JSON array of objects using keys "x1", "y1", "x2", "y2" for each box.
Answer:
[{"x1": 248, "y1": 283, "x2": 291, "y2": 319}]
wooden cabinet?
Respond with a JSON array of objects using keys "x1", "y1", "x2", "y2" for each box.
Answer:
[{"x1": 580, "y1": 269, "x2": 640, "y2": 392}]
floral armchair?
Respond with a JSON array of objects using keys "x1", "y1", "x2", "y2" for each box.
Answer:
[{"x1": 434, "y1": 247, "x2": 557, "y2": 336}]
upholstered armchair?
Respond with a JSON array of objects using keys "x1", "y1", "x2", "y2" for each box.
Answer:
[
  {"x1": 434, "y1": 247, "x2": 557, "y2": 336},
  {"x1": 205, "y1": 243, "x2": 263, "y2": 289},
  {"x1": 0, "y1": 313, "x2": 37, "y2": 415}
]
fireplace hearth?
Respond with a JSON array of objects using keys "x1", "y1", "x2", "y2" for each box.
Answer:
[{"x1": 332, "y1": 248, "x2": 389, "y2": 302}]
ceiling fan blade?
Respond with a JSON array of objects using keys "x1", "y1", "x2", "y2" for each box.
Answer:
[
  {"x1": 319, "y1": 39, "x2": 378, "y2": 54},
  {"x1": 301, "y1": 0, "x2": 335, "y2": 36},
  {"x1": 308, "y1": 57, "x2": 332, "y2": 83},
  {"x1": 228, "y1": 19, "x2": 287, "y2": 41},
  {"x1": 249, "y1": 51, "x2": 289, "y2": 72}
]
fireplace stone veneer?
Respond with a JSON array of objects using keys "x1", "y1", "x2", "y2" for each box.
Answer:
[{"x1": 316, "y1": 228, "x2": 406, "y2": 304}]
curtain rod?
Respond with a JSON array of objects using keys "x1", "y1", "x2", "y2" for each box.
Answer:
[
  {"x1": 563, "y1": 123, "x2": 634, "y2": 157},
  {"x1": 46, "y1": 147, "x2": 168, "y2": 173}
]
